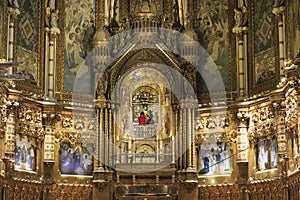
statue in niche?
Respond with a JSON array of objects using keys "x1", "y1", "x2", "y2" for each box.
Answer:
[
  {"x1": 110, "y1": 0, "x2": 119, "y2": 29},
  {"x1": 234, "y1": 0, "x2": 248, "y2": 28},
  {"x1": 96, "y1": 72, "x2": 108, "y2": 99},
  {"x1": 47, "y1": 0, "x2": 55, "y2": 10},
  {"x1": 162, "y1": 15, "x2": 171, "y2": 29},
  {"x1": 50, "y1": 9, "x2": 59, "y2": 29},
  {"x1": 184, "y1": 65, "x2": 196, "y2": 96},
  {"x1": 8, "y1": 0, "x2": 19, "y2": 8},
  {"x1": 45, "y1": 0, "x2": 56, "y2": 27},
  {"x1": 172, "y1": 0, "x2": 181, "y2": 29}
]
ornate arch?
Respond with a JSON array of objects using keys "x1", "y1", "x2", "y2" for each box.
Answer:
[{"x1": 107, "y1": 48, "x2": 183, "y2": 99}]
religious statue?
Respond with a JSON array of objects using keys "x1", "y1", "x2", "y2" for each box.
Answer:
[
  {"x1": 162, "y1": 15, "x2": 171, "y2": 29},
  {"x1": 110, "y1": 0, "x2": 119, "y2": 30},
  {"x1": 50, "y1": 9, "x2": 59, "y2": 29},
  {"x1": 96, "y1": 71, "x2": 108, "y2": 99},
  {"x1": 8, "y1": 0, "x2": 19, "y2": 8},
  {"x1": 273, "y1": 0, "x2": 285, "y2": 8},
  {"x1": 45, "y1": 7, "x2": 51, "y2": 27},
  {"x1": 172, "y1": 0, "x2": 181, "y2": 29},
  {"x1": 234, "y1": 0, "x2": 248, "y2": 28}
]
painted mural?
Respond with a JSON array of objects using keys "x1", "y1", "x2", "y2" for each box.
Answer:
[
  {"x1": 254, "y1": 0, "x2": 276, "y2": 84},
  {"x1": 14, "y1": 135, "x2": 37, "y2": 171},
  {"x1": 59, "y1": 142, "x2": 95, "y2": 175},
  {"x1": 197, "y1": 0, "x2": 230, "y2": 90},
  {"x1": 64, "y1": 0, "x2": 95, "y2": 92},
  {"x1": 256, "y1": 136, "x2": 277, "y2": 171},
  {"x1": 16, "y1": 0, "x2": 39, "y2": 84},
  {"x1": 198, "y1": 141, "x2": 233, "y2": 175}
]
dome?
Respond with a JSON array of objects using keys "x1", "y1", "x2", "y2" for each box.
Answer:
[
  {"x1": 182, "y1": 28, "x2": 198, "y2": 41},
  {"x1": 92, "y1": 27, "x2": 111, "y2": 47}
]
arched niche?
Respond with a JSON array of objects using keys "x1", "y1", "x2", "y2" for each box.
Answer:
[{"x1": 112, "y1": 65, "x2": 174, "y2": 140}]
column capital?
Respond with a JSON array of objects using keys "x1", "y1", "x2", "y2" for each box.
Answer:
[
  {"x1": 95, "y1": 99, "x2": 109, "y2": 108},
  {"x1": 8, "y1": 7, "x2": 20, "y2": 17},
  {"x1": 232, "y1": 26, "x2": 248, "y2": 35},
  {"x1": 49, "y1": 28, "x2": 61, "y2": 35},
  {"x1": 236, "y1": 111, "x2": 250, "y2": 124},
  {"x1": 272, "y1": 6, "x2": 285, "y2": 16}
]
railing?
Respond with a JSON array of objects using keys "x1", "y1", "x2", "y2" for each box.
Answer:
[{"x1": 133, "y1": 124, "x2": 158, "y2": 139}]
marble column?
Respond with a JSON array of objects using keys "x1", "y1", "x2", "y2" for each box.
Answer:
[
  {"x1": 233, "y1": 28, "x2": 248, "y2": 98},
  {"x1": 273, "y1": 5, "x2": 286, "y2": 78},
  {"x1": 7, "y1": 6, "x2": 20, "y2": 73},
  {"x1": 45, "y1": 28, "x2": 60, "y2": 99},
  {"x1": 236, "y1": 111, "x2": 250, "y2": 200}
]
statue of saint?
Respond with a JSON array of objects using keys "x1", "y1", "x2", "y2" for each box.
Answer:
[
  {"x1": 50, "y1": 9, "x2": 59, "y2": 28},
  {"x1": 8, "y1": 0, "x2": 19, "y2": 8}
]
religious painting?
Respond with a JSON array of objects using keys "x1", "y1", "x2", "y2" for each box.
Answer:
[
  {"x1": 256, "y1": 136, "x2": 277, "y2": 171},
  {"x1": 16, "y1": 0, "x2": 39, "y2": 84},
  {"x1": 197, "y1": 0, "x2": 230, "y2": 91},
  {"x1": 14, "y1": 135, "x2": 37, "y2": 171},
  {"x1": 254, "y1": 0, "x2": 276, "y2": 84},
  {"x1": 59, "y1": 142, "x2": 95, "y2": 175},
  {"x1": 198, "y1": 141, "x2": 233, "y2": 175},
  {"x1": 64, "y1": 0, "x2": 95, "y2": 92}
]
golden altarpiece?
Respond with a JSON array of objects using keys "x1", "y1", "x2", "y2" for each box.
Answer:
[{"x1": 0, "y1": 0, "x2": 300, "y2": 199}]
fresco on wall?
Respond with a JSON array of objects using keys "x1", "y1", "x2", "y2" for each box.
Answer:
[
  {"x1": 197, "y1": 0, "x2": 229, "y2": 91},
  {"x1": 254, "y1": 0, "x2": 276, "y2": 84},
  {"x1": 16, "y1": 0, "x2": 39, "y2": 84},
  {"x1": 0, "y1": 0, "x2": 3, "y2": 58},
  {"x1": 198, "y1": 141, "x2": 233, "y2": 175},
  {"x1": 14, "y1": 135, "x2": 37, "y2": 171},
  {"x1": 256, "y1": 137, "x2": 277, "y2": 171},
  {"x1": 59, "y1": 142, "x2": 95, "y2": 175},
  {"x1": 64, "y1": 0, "x2": 95, "y2": 92}
]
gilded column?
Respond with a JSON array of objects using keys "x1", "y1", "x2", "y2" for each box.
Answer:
[
  {"x1": 93, "y1": 101, "x2": 114, "y2": 200},
  {"x1": 173, "y1": 104, "x2": 180, "y2": 168},
  {"x1": 276, "y1": 96, "x2": 289, "y2": 200},
  {"x1": 185, "y1": 98, "x2": 197, "y2": 170},
  {"x1": 2, "y1": 100, "x2": 19, "y2": 191},
  {"x1": 181, "y1": 100, "x2": 186, "y2": 169},
  {"x1": 108, "y1": 103, "x2": 113, "y2": 168},
  {"x1": 99, "y1": 106, "x2": 104, "y2": 169},
  {"x1": 177, "y1": 98, "x2": 198, "y2": 199},
  {"x1": 112, "y1": 103, "x2": 119, "y2": 166}
]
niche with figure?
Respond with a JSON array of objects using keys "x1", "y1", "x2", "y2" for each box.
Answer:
[
  {"x1": 59, "y1": 142, "x2": 95, "y2": 175},
  {"x1": 198, "y1": 141, "x2": 233, "y2": 175},
  {"x1": 132, "y1": 86, "x2": 159, "y2": 125},
  {"x1": 256, "y1": 136, "x2": 277, "y2": 171},
  {"x1": 14, "y1": 134, "x2": 37, "y2": 171}
]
